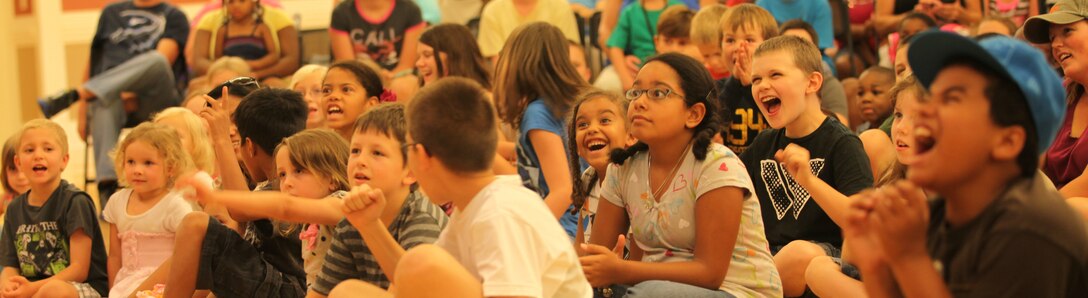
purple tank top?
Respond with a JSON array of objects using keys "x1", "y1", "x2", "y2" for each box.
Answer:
[{"x1": 1044, "y1": 100, "x2": 1088, "y2": 188}]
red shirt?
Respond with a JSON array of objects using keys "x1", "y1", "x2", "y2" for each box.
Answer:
[{"x1": 1044, "y1": 99, "x2": 1088, "y2": 188}]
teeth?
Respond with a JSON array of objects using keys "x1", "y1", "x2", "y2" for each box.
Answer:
[
  {"x1": 328, "y1": 106, "x2": 342, "y2": 114},
  {"x1": 914, "y1": 127, "x2": 932, "y2": 138}
]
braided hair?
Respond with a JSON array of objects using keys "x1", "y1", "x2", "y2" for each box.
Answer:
[{"x1": 611, "y1": 53, "x2": 721, "y2": 165}]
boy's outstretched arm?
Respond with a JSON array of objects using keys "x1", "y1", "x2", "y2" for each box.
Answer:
[
  {"x1": 342, "y1": 185, "x2": 406, "y2": 283},
  {"x1": 177, "y1": 174, "x2": 343, "y2": 225},
  {"x1": 776, "y1": 144, "x2": 853, "y2": 227}
]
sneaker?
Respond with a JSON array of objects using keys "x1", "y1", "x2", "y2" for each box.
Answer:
[{"x1": 37, "y1": 89, "x2": 79, "y2": 118}]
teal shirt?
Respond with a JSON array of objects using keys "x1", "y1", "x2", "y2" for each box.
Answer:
[{"x1": 606, "y1": 0, "x2": 685, "y2": 62}]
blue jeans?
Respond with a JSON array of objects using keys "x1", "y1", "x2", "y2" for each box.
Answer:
[
  {"x1": 85, "y1": 52, "x2": 180, "y2": 181},
  {"x1": 601, "y1": 281, "x2": 735, "y2": 298}
]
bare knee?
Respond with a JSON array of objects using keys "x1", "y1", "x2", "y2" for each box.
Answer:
[
  {"x1": 180, "y1": 212, "x2": 211, "y2": 233},
  {"x1": 776, "y1": 241, "x2": 828, "y2": 269},
  {"x1": 397, "y1": 244, "x2": 449, "y2": 278},
  {"x1": 804, "y1": 256, "x2": 838, "y2": 281}
]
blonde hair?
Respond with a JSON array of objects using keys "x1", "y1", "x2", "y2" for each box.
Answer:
[
  {"x1": 719, "y1": 4, "x2": 779, "y2": 41},
  {"x1": 288, "y1": 65, "x2": 329, "y2": 89},
  {"x1": 691, "y1": 4, "x2": 728, "y2": 45},
  {"x1": 153, "y1": 107, "x2": 216, "y2": 175},
  {"x1": 18, "y1": 119, "x2": 68, "y2": 156},
  {"x1": 113, "y1": 122, "x2": 196, "y2": 189},
  {"x1": 754, "y1": 35, "x2": 823, "y2": 75},
  {"x1": 207, "y1": 57, "x2": 252, "y2": 81},
  {"x1": 272, "y1": 129, "x2": 349, "y2": 236}
]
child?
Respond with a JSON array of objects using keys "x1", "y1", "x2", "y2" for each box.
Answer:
[
  {"x1": 856, "y1": 66, "x2": 895, "y2": 133},
  {"x1": 1, "y1": 136, "x2": 29, "y2": 218},
  {"x1": 602, "y1": 0, "x2": 685, "y2": 90},
  {"x1": 739, "y1": 36, "x2": 873, "y2": 297},
  {"x1": 717, "y1": 4, "x2": 778, "y2": 154},
  {"x1": 177, "y1": 129, "x2": 349, "y2": 289},
  {"x1": 848, "y1": 31, "x2": 1088, "y2": 298},
  {"x1": 416, "y1": 24, "x2": 491, "y2": 89},
  {"x1": 781, "y1": 76, "x2": 927, "y2": 297},
  {"x1": 0, "y1": 119, "x2": 108, "y2": 297},
  {"x1": 653, "y1": 6, "x2": 696, "y2": 56},
  {"x1": 494, "y1": 22, "x2": 589, "y2": 238},
  {"x1": 330, "y1": 0, "x2": 425, "y2": 93},
  {"x1": 290, "y1": 65, "x2": 330, "y2": 129},
  {"x1": 309, "y1": 103, "x2": 448, "y2": 296},
  {"x1": 323, "y1": 60, "x2": 383, "y2": 141},
  {"x1": 690, "y1": 4, "x2": 729, "y2": 79},
  {"x1": 583, "y1": 53, "x2": 781, "y2": 297},
  {"x1": 153, "y1": 108, "x2": 217, "y2": 178},
  {"x1": 201, "y1": 77, "x2": 261, "y2": 191},
  {"x1": 565, "y1": 89, "x2": 633, "y2": 244},
  {"x1": 215, "y1": 0, "x2": 278, "y2": 75},
  {"x1": 779, "y1": 19, "x2": 849, "y2": 123},
  {"x1": 328, "y1": 77, "x2": 591, "y2": 298},
  {"x1": 158, "y1": 88, "x2": 309, "y2": 297},
  {"x1": 103, "y1": 122, "x2": 196, "y2": 298}
]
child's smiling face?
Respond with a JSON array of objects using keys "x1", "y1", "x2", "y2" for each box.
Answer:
[
  {"x1": 908, "y1": 65, "x2": 1005, "y2": 191},
  {"x1": 750, "y1": 50, "x2": 817, "y2": 129},
  {"x1": 575, "y1": 97, "x2": 630, "y2": 172},
  {"x1": 721, "y1": 25, "x2": 764, "y2": 73}
]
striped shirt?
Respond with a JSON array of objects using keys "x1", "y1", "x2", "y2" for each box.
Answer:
[{"x1": 310, "y1": 190, "x2": 448, "y2": 294}]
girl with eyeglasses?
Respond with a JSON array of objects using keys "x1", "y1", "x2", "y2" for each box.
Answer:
[{"x1": 580, "y1": 53, "x2": 780, "y2": 297}]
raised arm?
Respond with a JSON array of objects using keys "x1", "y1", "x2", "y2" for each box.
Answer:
[{"x1": 775, "y1": 144, "x2": 853, "y2": 227}]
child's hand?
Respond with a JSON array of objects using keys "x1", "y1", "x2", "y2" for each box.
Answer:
[
  {"x1": 623, "y1": 55, "x2": 641, "y2": 74},
  {"x1": 342, "y1": 184, "x2": 387, "y2": 228},
  {"x1": 579, "y1": 234, "x2": 626, "y2": 287},
  {"x1": 174, "y1": 173, "x2": 216, "y2": 204},
  {"x1": 2, "y1": 276, "x2": 29, "y2": 298},
  {"x1": 869, "y1": 181, "x2": 930, "y2": 263},
  {"x1": 733, "y1": 43, "x2": 753, "y2": 85},
  {"x1": 199, "y1": 86, "x2": 233, "y2": 145},
  {"x1": 842, "y1": 190, "x2": 887, "y2": 272},
  {"x1": 775, "y1": 144, "x2": 815, "y2": 185}
]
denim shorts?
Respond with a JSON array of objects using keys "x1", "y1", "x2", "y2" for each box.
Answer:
[{"x1": 195, "y1": 217, "x2": 306, "y2": 298}]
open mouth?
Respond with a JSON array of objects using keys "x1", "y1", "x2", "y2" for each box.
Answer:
[
  {"x1": 761, "y1": 96, "x2": 782, "y2": 115},
  {"x1": 353, "y1": 173, "x2": 370, "y2": 185},
  {"x1": 584, "y1": 138, "x2": 609, "y2": 152},
  {"x1": 1059, "y1": 52, "x2": 1073, "y2": 63},
  {"x1": 895, "y1": 140, "x2": 910, "y2": 151},
  {"x1": 914, "y1": 126, "x2": 936, "y2": 155},
  {"x1": 31, "y1": 165, "x2": 47, "y2": 174},
  {"x1": 327, "y1": 105, "x2": 343, "y2": 116}
]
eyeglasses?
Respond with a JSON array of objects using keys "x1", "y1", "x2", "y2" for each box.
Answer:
[{"x1": 625, "y1": 88, "x2": 683, "y2": 101}]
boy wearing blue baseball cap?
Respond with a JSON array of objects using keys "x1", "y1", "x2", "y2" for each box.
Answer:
[{"x1": 844, "y1": 31, "x2": 1088, "y2": 297}]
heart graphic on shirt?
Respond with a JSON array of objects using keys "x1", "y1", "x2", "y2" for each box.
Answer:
[
  {"x1": 672, "y1": 174, "x2": 688, "y2": 192},
  {"x1": 719, "y1": 162, "x2": 729, "y2": 172},
  {"x1": 678, "y1": 219, "x2": 690, "y2": 229}
]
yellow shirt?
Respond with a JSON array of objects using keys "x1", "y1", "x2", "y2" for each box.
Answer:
[
  {"x1": 476, "y1": 0, "x2": 580, "y2": 57},
  {"x1": 196, "y1": 7, "x2": 294, "y2": 59}
]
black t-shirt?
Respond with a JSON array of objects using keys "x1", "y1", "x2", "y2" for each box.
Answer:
[
  {"x1": 0, "y1": 180, "x2": 109, "y2": 296},
  {"x1": 90, "y1": 1, "x2": 189, "y2": 81},
  {"x1": 242, "y1": 180, "x2": 305, "y2": 282},
  {"x1": 716, "y1": 77, "x2": 768, "y2": 155},
  {"x1": 330, "y1": 0, "x2": 425, "y2": 70},
  {"x1": 740, "y1": 117, "x2": 873, "y2": 248},
  {"x1": 927, "y1": 173, "x2": 1088, "y2": 297}
]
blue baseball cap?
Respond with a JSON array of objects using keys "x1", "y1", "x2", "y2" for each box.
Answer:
[{"x1": 907, "y1": 31, "x2": 1067, "y2": 155}]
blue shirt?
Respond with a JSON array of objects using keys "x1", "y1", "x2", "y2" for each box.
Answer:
[
  {"x1": 517, "y1": 100, "x2": 581, "y2": 237},
  {"x1": 755, "y1": 0, "x2": 834, "y2": 49}
]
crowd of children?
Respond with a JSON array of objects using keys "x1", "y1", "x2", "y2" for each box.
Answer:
[{"x1": 9, "y1": 0, "x2": 1088, "y2": 297}]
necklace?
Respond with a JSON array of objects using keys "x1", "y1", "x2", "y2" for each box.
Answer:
[{"x1": 649, "y1": 141, "x2": 692, "y2": 201}]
